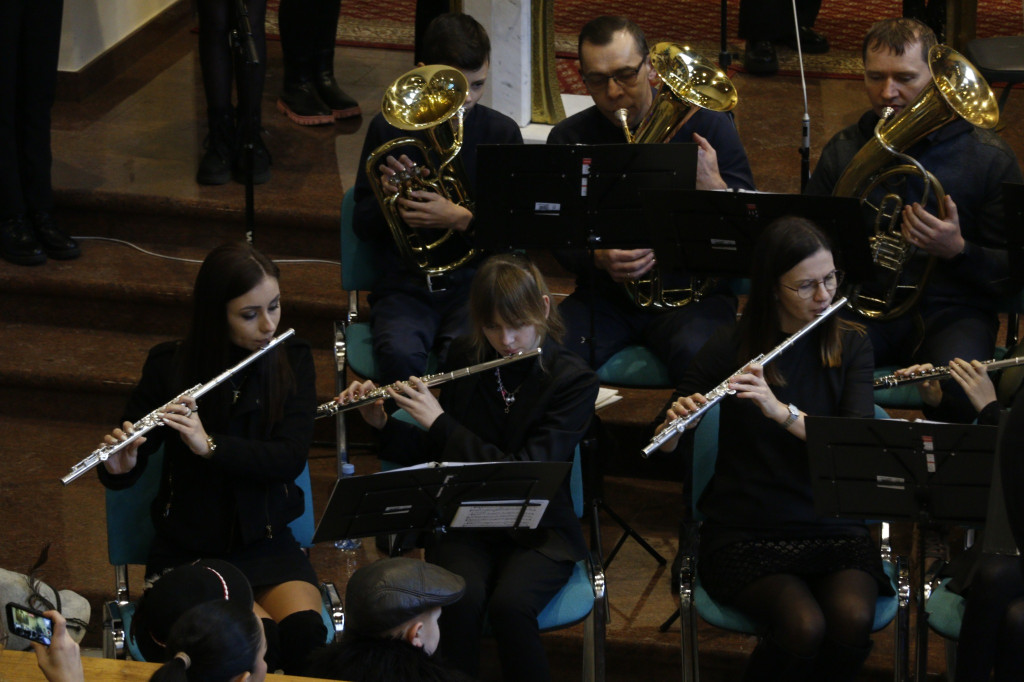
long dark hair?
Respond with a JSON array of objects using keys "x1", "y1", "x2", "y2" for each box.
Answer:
[
  {"x1": 468, "y1": 254, "x2": 564, "y2": 363},
  {"x1": 178, "y1": 242, "x2": 294, "y2": 430},
  {"x1": 738, "y1": 216, "x2": 862, "y2": 385},
  {"x1": 149, "y1": 600, "x2": 263, "y2": 682}
]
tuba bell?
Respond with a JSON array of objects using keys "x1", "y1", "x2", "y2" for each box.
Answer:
[
  {"x1": 365, "y1": 65, "x2": 477, "y2": 276},
  {"x1": 616, "y1": 43, "x2": 738, "y2": 308},
  {"x1": 834, "y1": 44, "x2": 999, "y2": 321}
]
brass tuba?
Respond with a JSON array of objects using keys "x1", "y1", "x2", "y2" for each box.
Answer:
[
  {"x1": 834, "y1": 44, "x2": 999, "y2": 320},
  {"x1": 616, "y1": 43, "x2": 738, "y2": 308},
  {"x1": 365, "y1": 65, "x2": 477, "y2": 276}
]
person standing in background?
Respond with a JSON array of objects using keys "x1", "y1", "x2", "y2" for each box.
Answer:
[{"x1": 0, "y1": 0, "x2": 81, "y2": 265}]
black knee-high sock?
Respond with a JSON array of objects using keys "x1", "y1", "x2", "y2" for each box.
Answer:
[
  {"x1": 810, "y1": 637, "x2": 872, "y2": 682},
  {"x1": 742, "y1": 637, "x2": 815, "y2": 682},
  {"x1": 278, "y1": 609, "x2": 327, "y2": 675},
  {"x1": 261, "y1": 618, "x2": 282, "y2": 673}
]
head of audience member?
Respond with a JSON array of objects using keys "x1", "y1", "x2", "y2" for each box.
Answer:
[
  {"x1": 133, "y1": 559, "x2": 254, "y2": 663},
  {"x1": 468, "y1": 253, "x2": 564, "y2": 362},
  {"x1": 861, "y1": 17, "x2": 938, "y2": 119},
  {"x1": 343, "y1": 558, "x2": 465, "y2": 655},
  {"x1": 421, "y1": 13, "x2": 491, "y2": 111},
  {"x1": 577, "y1": 16, "x2": 655, "y2": 129},
  {"x1": 149, "y1": 600, "x2": 267, "y2": 682},
  {"x1": 741, "y1": 216, "x2": 850, "y2": 382}
]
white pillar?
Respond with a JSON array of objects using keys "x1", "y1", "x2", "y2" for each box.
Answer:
[{"x1": 462, "y1": 0, "x2": 532, "y2": 126}]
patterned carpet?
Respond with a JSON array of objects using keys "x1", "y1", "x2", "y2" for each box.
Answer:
[{"x1": 265, "y1": 0, "x2": 1024, "y2": 88}]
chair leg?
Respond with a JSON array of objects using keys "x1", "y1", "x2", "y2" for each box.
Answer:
[
  {"x1": 585, "y1": 554, "x2": 608, "y2": 682},
  {"x1": 333, "y1": 320, "x2": 349, "y2": 477},
  {"x1": 943, "y1": 638, "x2": 957, "y2": 682},
  {"x1": 680, "y1": 572, "x2": 699, "y2": 682}
]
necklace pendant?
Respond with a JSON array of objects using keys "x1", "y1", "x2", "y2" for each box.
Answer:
[{"x1": 233, "y1": 389, "x2": 241, "y2": 404}]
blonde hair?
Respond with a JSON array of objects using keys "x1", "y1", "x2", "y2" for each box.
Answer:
[{"x1": 468, "y1": 254, "x2": 564, "y2": 361}]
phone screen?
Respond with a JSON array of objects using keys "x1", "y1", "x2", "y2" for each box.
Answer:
[{"x1": 6, "y1": 603, "x2": 53, "y2": 646}]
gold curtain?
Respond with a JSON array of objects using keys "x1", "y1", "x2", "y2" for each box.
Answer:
[{"x1": 530, "y1": 0, "x2": 565, "y2": 123}]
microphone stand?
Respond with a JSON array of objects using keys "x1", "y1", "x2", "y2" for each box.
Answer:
[
  {"x1": 230, "y1": 0, "x2": 260, "y2": 245},
  {"x1": 791, "y1": 0, "x2": 812, "y2": 191}
]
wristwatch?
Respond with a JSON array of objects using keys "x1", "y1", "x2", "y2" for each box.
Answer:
[
  {"x1": 780, "y1": 403, "x2": 800, "y2": 430},
  {"x1": 201, "y1": 435, "x2": 217, "y2": 459}
]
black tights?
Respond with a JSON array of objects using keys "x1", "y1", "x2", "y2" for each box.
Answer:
[
  {"x1": 956, "y1": 554, "x2": 1024, "y2": 681},
  {"x1": 196, "y1": 0, "x2": 267, "y2": 121},
  {"x1": 737, "y1": 570, "x2": 878, "y2": 681}
]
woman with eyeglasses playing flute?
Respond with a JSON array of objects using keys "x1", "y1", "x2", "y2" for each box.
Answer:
[
  {"x1": 653, "y1": 216, "x2": 891, "y2": 681},
  {"x1": 96, "y1": 242, "x2": 324, "y2": 674},
  {"x1": 337, "y1": 253, "x2": 599, "y2": 682}
]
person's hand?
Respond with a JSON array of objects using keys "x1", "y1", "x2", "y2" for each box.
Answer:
[
  {"x1": 379, "y1": 154, "x2": 419, "y2": 194},
  {"x1": 100, "y1": 421, "x2": 144, "y2": 475},
  {"x1": 901, "y1": 195, "x2": 965, "y2": 260},
  {"x1": 693, "y1": 133, "x2": 727, "y2": 190},
  {"x1": 896, "y1": 363, "x2": 942, "y2": 407},
  {"x1": 593, "y1": 248, "x2": 656, "y2": 283},
  {"x1": 158, "y1": 396, "x2": 211, "y2": 458},
  {"x1": 947, "y1": 358, "x2": 997, "y2": 413},
  {"x1": 336, "y1": 379, "x2": 387, "y2": 430},
  {"x1": 656, "y1": 393, "x2": 708, "y2": 452},
  {"x1": 728, "y1": 363, "x2": 789, "y2": 422},
  {"x1": 387, "y1": 376, "x2": 444, "y2": 429},
  {"x1": 30, "y1": 611, "x2": 84, "y2": 682},
  {"x1": 397, "y1": 191, "x2": 473, "y2": 231}
]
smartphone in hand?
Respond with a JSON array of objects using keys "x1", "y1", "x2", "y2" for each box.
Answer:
[{"x1": 5, "y1": 602, "x2": 54, "y2": 646}]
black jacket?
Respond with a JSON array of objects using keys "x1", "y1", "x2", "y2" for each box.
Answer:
[
  {"x1": 380, "y1": 337, "x2": 599, "y2": 563},
  {"x1": 306, "y1": 634, "x2": 476, "y2": 682},
  {"x1": 98, "y1": 338, "x2": 316, "y2": 555}
]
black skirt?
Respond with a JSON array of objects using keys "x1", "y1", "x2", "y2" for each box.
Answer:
[
  {"x1": 146, "y1": 528, "x2": 318, "y2": 590},
  {"x1": 698, "y1": 533, "x2": 894, "y2": 604}
]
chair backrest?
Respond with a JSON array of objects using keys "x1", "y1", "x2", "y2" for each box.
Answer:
[{"x1": 340, "y1": 186, "x2": 380, "y2": 292}]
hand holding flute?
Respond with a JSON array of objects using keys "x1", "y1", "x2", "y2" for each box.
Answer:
[
  {"x1": 100, "y1": 395, "x2": 211, "y2": 475},
  {"x1": 893, "y1": 358, "x2": 997, "y2": 413},
  {"x1": 336, "y1": 375, "x2": 444, "y2": 431}
]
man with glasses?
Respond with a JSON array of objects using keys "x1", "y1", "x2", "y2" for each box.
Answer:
[
  {"x1": 546, "y1": 15, "x2": 754, "y2": 383},
  {"x1": 806, "y1": 17, "x2": 1023, "y2": 423}
]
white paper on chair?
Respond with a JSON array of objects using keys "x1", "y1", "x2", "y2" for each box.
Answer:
[
  {"x1": 595, "y1": 386, "x2": 622, "y2": 411},
  {"x1": 450, "y1": 499, "x2": 550, "y2": 528}
]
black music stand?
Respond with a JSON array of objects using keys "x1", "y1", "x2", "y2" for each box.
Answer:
[
  {"x1": 807, "y1": 416, "x2": 1000, "y2": 682},
  {"x1": 312, "y1": 460, "x2": 570, "y2": 544},
  {"x1": 474, "y1": 143, "x2": 699, "y2": 569},
  {"x1": 637, "y1": 190, "x2": 876, "y2": 286}
]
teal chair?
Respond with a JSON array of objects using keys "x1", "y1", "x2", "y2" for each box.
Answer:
[
  {"x1": 102, "y1": 447, "x2": 344, "y2": 660},
  {"x1": 675, "y1": 404, "x2": 909, "y2": 682},
  {"x1": 334, "y1": 187, "x2": 438, "y2": 476}
]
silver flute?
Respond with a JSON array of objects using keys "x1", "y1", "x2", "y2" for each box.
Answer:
[
  {"x1": 874, "y1": 355, "x2": 1024, "y2": 389},
  {"x1": 61, "y1": 329, "x2": 296, "y2": 485},
  {"x1": 316, "y1": 347, "x2": 542, "y2": 419},
  {"x1": 642, "y1": 297, "x2": 848, "y2": 457}
]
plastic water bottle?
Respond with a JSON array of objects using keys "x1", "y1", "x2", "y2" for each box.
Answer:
[{"x1": 334, "y1": 462, "x2": 362, "y2": 550}]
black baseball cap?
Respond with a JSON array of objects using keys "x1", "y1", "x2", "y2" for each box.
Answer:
[{"x1": 132, "y1": 559, "x2": 254, "y2": 662}]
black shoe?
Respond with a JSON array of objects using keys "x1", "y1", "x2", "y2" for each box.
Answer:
[
  {"x1": 234, "y1": 119, "x2": 271, "y2": 185},
  {"x1": 782, "y1": 26, "x2": 830, "y2": 54},
  {"x1": 316, "y1": 49, "x2": 362, "y2": 119},
  {"x1": 31, "y1": 212, "x2": 80, "y2": 260},
  {"x1": 277, "y1": 81, "x2": 335, "y2": 126},
  {"x1": 744, "y1": 40, "x2": 779, "y2": 75},
  {"x1": 197, "y1": 113, "x2": 235, "y2": 185},
  {"x1": 0, "y1": 215, "x2": 46, "y2": 265}
]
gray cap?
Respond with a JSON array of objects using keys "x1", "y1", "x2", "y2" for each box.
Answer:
[{"x1": 345, "y1": 558, "x2": 465, "y2": 636}]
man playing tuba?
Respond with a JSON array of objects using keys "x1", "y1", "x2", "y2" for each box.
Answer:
[
  {"x1": 546, "y1": 16, "x2": 755, "y2": 384},
  {"x1": 352, "y1": 12, "x2": 522, "y2": 385},
  {"x1": 806, "y1": 17, "x2": 1023, "y2": 424}
]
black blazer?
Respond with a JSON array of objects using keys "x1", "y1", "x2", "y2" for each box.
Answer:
[{"x1": 381, "y1": 337, "x2": 599, "y2": 562}]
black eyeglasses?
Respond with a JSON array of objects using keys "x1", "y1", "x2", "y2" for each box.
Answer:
[
  {"x1": 579, "y1": 59, "x2": 646, "y2": 90},
  {"x1": 781, "y1": 269, "x2": 845, "y2": 299}
]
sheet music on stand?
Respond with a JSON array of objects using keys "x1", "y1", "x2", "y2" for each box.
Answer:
[{"x1": 312, "y1": 460, "x2": 570, "y2": 545}]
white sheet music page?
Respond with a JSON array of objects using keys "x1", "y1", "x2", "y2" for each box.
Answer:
[{"x1": 450, "y1": 500, "x2": 550, "y2": 529}]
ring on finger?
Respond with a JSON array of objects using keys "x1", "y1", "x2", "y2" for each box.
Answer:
[{"x1": 184, "y1": 407, "x2": 192, "y2": 418}]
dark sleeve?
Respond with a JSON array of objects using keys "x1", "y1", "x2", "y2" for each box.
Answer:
[
  {"x1": 977, "y1": 400, "x2": 1002, "y2": 426},
  {"x1": 805, "y1": 134, "x2": 848, "y2": 197},
  {"x1": 683, "y1": 111, "x2": 755, "y2": 191},
  {"x1": 946, "y1": 146, "x2": 1024, "y2": 297},
  {"x1": 838, "y1": 329, "x2": 876, "y2": 419},
  {"x1": 98, "y1": 343, "x2": 178, "y2": 490},
  {"x1": 1000, "y1": 388, "x2": 1024, "y2": 552},
  {"x1": 208, "y1": 343, "x2": 317, "y2": 483}
]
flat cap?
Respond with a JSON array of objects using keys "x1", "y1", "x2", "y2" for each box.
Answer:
[
  {"x1": 345, "y1": 558, "x2": 465, "y2": 636},
  {"x1": 132, "y1": 559, "x2": 253, "y2": 662}
]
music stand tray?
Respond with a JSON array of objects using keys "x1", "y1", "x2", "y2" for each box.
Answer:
[{"x1": 312, "y1": 460, "x2": 570, "y2": 544}]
